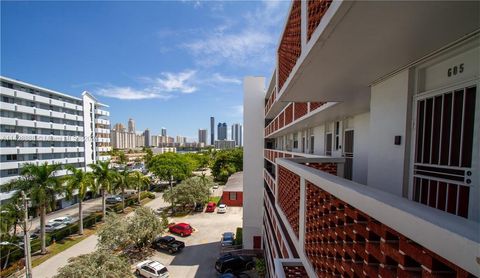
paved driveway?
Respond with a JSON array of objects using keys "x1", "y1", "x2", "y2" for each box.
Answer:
[{"x1": 146, "y1": 206, "x2": 243, "y2": 278}]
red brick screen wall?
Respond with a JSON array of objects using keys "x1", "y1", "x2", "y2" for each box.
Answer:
[
  {"x1": 278, "y1": 166, "x2": 301, "y2": 238},
  {"x1": 309, "y1": 101, "x2": 325, "y2": 111},
  {"x1": 304, "y1": 162, "x2": 337, "y2": 175},
  {"x1": 285, "y1": 103, "x2": 294, "y2": 126},
  {"x1": 294, "y1": 103, "x2": 308, "y2": 120},
  {"x1": 283, "y1": 265, "x2": 308, "y2": 278},
  {"x1": 307, "y1": 0, "x2": 333, "y2": 41},
  {"x1": 304, "y1": 181, "x2": 472, "y2": 277},
  {"x1": 278, "y1": 0, "x2": 302, "y2": 92}
]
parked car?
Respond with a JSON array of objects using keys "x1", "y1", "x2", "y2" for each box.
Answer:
[
  {"x1": 48, "y1": 216, "x2": 74, "y2": 225},
  {"x1": 168, "y1": 223, "x2": 193, "y2": 237},
  {"x1": 206, "y1": 202, "x2": 216, "y2": 212},
  {"x1": 213, "y1": 184, "x2": 219, "y2": 189},
  {"x1": 135, "y1": 260, "x2": 169, "y2": 278},
  {"x1": 155, "y1": 207, "x2": 172, "y2": 216},
  {"x1": 152, "y1": 235, "x2": 185, "y2": 254},
  {"x1": 215, "y1": 254, "x2": 254, "y2": 274},
  {"x1": 44, "y1": 222, "x2": 67, "y2": 233},
  {"x1": 221, "y1": 232, "x2": 235, "y2": 247},
  {"x1": 217, "y1": 204, "x2": 227, "y2": 213},
  {"x1": 106, "y1": 195, "x2": 122, "y2": 204},
  {"x1": 122, "y1": 189, "x2": 137, "y2": 198},
  {"x1": 194, "y1": 203, "x2": 205, "y2": 212}
]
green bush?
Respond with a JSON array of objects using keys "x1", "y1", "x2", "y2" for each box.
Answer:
[
  {"x1": 235, "y1": 227, "x2": 243, "y2": 245},
  {"x1": 208, "y1": 196, "x2": 221, "y2": 205},
  {"x1": 140, "y1": 191, "x2": 155, "y2": 200}
]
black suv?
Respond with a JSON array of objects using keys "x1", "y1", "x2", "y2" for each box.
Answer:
[
  {"x1": 152, "y1": 235, "x2": 185, "y2": 254},
  {"x1": 215, "y1": 254, "x2": 254, "y2": 274}
]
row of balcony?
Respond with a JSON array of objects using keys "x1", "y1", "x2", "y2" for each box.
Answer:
[
  {"x1": 264, "y1": 102, "x2": 327, "y2": 137},
  {"x1": 95, "y1": 108, "x2": 109, "y2": 116},
  {"x1": 95, "y1": 118, "x2": 110, "y2": 125},
  {"x1": 1, "y1": 87, "x2": 83, "y2": 112},
  {"x1": 1, "y1": 157, "x2": 86, "y2": 170},
  {"x1": 0, "y1": 132, "x2": 86, "y2": 142},
  {"x1": 0, "y1": 101, "x2": 84, "y2": 121},
  {"x1": 0, "y1": 146, "x2": 85, "y2": 155},
  {"x1": 0, "y1": 117, "x2": 84, "y2": 132},
  {"x1": 95, "y1": 128, "x2": 110, "y2": 134},
  {"x1": 268, "y1": 157, "x2": 478, "y2": 277}
]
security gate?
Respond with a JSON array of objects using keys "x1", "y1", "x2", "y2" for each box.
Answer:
[{"x1": 412, "y1": 84, "x2": 477, "y2": 218}]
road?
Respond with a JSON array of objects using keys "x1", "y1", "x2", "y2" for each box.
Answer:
[{"x1": 32, "y1": 184, "x2": 233, "y2": 278}]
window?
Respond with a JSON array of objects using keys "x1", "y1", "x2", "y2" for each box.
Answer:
[
  {"x1": 229, "y1": 192, "x2": 237, "y2": 200},
  {"x1": 335, "y1": 121, "x2": 341, "y2": 150},
  {"x1": 6, "y1": 154, "x2": 17, "y2": 161}
]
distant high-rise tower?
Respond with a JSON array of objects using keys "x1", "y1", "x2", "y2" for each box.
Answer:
[
  {"x1": 143, "y1": 129, "x2": 151, "y2": 147},
  {"x1": 231, "y1": 123, "x2": 242, "y2": 146},
  {"x1": 161, "y1": 128, "x2": 167, "y2": 137},
  {"x1": 218, "y1": 122, "x2": 227, "y2": 140},
  {"x1": 210, "y1": 117, "x2": 215, "y2": 145},
  {"x1": 198, "y1": 129, "x2": 207, "y2": 144},
  {"x1": 128, "y1": 118, "x2": 135, "y2": 133}
]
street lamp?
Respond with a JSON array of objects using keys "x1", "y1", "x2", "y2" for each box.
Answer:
[{"x1": 21, "y1": 191, "x2": 33, "y2": 278}]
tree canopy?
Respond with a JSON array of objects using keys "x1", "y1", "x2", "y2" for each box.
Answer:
[
  {"x1": 54, "y1": 249, "x2": 132, "y2": 278},
  {"x1": 211, "y1": 148, "x2": 243, "y2": 182},
  {"x1": 148, "y1": 152, "x2": 193, "y2": 182},
  {"x1": 162, "y1": 176, "x2": 214, "y2": 208}
]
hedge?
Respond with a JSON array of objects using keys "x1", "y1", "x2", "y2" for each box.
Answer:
[{"x1": 0, "y1": 213, "x2": 102, "y2": 269}]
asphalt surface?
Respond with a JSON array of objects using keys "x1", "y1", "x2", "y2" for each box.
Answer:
[{"x1": 32, "y1": 185, "x2": 237, "y2": 278}]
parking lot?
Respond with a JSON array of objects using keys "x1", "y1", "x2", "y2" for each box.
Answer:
[{"x1": 146, "y1": 206, "x2": 243, "y2": 277}]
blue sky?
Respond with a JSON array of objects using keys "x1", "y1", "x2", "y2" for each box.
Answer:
[{"x1": 1, "y1": 0, "x2": 289, "y2": 140}]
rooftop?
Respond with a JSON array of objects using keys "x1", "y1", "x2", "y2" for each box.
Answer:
[{"x1": 224, "y1": 172, "x2": 243, "y2": 192}]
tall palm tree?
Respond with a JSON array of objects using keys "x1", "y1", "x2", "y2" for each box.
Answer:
[
  {"x1": 64, "y1": 166, "x2": 94, "y2": 235},
  {"x1": 89, "y1": 160, "x2": 114, "y2": 219},
  {"x1": 111, "y1": 170, "x2": 132, "y2": 212},
  {"x1": 1, "y1": 163, "x2": 62, "y2": 254},
  {"x1": 130, "y1": 171, "x2": 151, "y2": 203}
]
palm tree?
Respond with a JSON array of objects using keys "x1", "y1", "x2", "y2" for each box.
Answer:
[
  {"x1": 64, "y1": 166, "x2": 94, "y2": 235},
  {"x1": 1, "y1": 163, "x2": 62, "y2": 254},
  {"x1": 89, "y1": 161, "x2": 114, "y2": 219},
  {"x1": 130, "y1": 171, "x2": 151, "y2": 204},
  {"x1": 111, "y1": 170, "x2": 132, "y2": 212}
]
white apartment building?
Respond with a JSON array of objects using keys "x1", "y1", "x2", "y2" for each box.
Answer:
[
  {"x1": 214, "y1": 139, "x2": 236, "y2": 150},
  {"x1": 244, "y1": 1, "x2": 479, "y2": 277},
  {"x1": 231, "y1": 123, "x2": 242, "y2": 147},
  {"x1": 111, "y1": 123, "x2": 136, "y2": 149},
  {"x1": 0, "y1": 76, "x2": 111, "y2": 193}
]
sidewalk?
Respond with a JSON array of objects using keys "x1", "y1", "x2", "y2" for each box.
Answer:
[{"x1": 31, "y1": 193, "x2": 166, "y2": 278}]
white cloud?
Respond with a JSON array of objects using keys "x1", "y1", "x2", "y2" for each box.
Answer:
[
  {"x1": 211, "y1": 73, "x2": 241, "y2": 85},
  {"x1": 231, "y1": 105, "x2": 243, "y2": 117},
  {"x1": 183, "y1": 1, "x2": 289, "y2": 68},
  {"x1": 96, "y1": 70, "x2": 197, "y2": 100}
]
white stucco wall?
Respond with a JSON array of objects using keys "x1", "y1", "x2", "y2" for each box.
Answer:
[
  {"x1": 243, "y1": 76, "x2": 265, "y2": 249},
  {"x1": 367, "y1": 69, "x2": 410, "y2": 196},
  {"x1": 82, "y1": 93, "x2": 96, "y2": 169},
  {"x1": 352, "y1": 112, "x2": 369, "y2": 185}
]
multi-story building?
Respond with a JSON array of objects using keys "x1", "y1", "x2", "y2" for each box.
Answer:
[
  {"x1": 175, "y1": 135, "x2": 187, "y2": 146},
  {"x1": 111, "y1": 122, "x2": 136, "y2": 149},
  {"x1": 218, "y1": 122, "x2": 227, "y2": 140},
  {"x1": 135, "y1": 134, "x2": 145, "y2": 148},
  {"x1": 161, "y1": 127, "x2": 167, "y2": 137},
  {"x1": 198, "y1": 129, "x2": 207, "y2": 145},
  {"x1": 143, "y1": 129, "x2": 151, "y2": 147},
  {"x1": 243, "y1": 1, "x2": 479, "y2": 277},
  {"x1": 0, "y1": 76, "x2": 111, "y2": 192},
  {"x1": 214, "y1": 139, "x2": 236, "y2": 150},
  {"x1": 210, "y1": 117, "x2": 215, "y2": 145},
  {"x1": 231, "y1": 123, "x2": 242, "y2": 147},
  {"x1": 127, "y1": 118, "x2": 135, "y2": 133}
]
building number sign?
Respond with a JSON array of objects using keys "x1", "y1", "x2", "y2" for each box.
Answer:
[{"x1": 447, "y1": 63, "x2": 464, "y2": 77}]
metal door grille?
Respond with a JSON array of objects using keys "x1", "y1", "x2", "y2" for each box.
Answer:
[{"x1": 413, "y1": 85, "x2": 476, "y2": 218}]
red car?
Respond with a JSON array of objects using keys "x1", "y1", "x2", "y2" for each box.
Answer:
[
  {"x1": 169, "y1": 223, "x2": 193, "y2": 237},
  {"x1": 205, "y1": 202, "x2": 216, "y2": 212}
]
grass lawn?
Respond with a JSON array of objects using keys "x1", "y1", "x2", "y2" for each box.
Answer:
[
  {"x1": 31, "y1": 228, "x2": 96, "y2": 267},
  {"x1": 208, "y1": 196, "x2": 221, "y2": 204}
]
